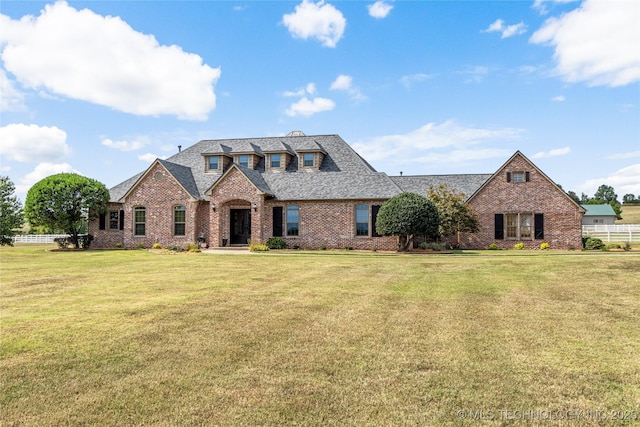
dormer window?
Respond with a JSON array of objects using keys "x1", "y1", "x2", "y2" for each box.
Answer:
[
  {"x1": 271, "y1": 154, "x2": 281, "y2": 168},
  {"x1": 238, "y1": 155, "x2": 249, "y2": 168},
  {"x1": 208, "y1": 156, "x2": 219, "y2": 171},
  {"x1": 303, "y1": 153, "x2": 314, "y2": 167}
]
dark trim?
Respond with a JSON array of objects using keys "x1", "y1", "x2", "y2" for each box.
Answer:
[
  {"x1": 534, "y1": 213, "x2": 544, "y2": 239},
  {"x1": 119, "y1": 210, "x2": 125, "y2": 230},
  {"x1": 525, "y1": 171, "x2": 530, "y2": 182},
  {"x1": 506, "y1": 172, "x2": 511, "y2": 183},
  {"x1": 99, "y1": 213, "x2": 106, "y2": 230},
  {"x1": 494, "y1": 214, "x2": 504, "y2": 240},
  {"x1": 372, "y1": 205, "x2": 382, "y2": 237},
  {"x1": 272, "y1": 206, "x2": 283, "y2": 237}
]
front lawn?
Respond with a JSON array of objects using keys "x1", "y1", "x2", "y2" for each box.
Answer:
[{"x1": 1, "y1": 246, "x2": 639, "y2": 425}]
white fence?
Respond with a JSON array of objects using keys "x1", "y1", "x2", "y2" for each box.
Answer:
[
  {"x1": 12, "y1": 234, "x2": 69, "y2": 244},
  {"x1": 582, "y1": 224, "x2": 640, "y2": 243}
]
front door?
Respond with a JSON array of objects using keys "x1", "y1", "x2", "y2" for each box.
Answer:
[{"x1": 230, "y1": 209, "x2": 251, "y2": 245}]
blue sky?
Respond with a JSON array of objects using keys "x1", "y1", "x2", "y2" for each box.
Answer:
[{"x1": 1, "y1": 0, "x2": 639, "y2": 203}]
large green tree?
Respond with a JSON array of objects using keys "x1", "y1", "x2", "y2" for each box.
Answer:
[
  {"x1": 427, "y1": 184, "x2": 479, "y2": 244},
  {"x1": 0, "y1": 176, "x2": 24, "y2": 246},
  {"x1": 375, "y1": 192, "x2": 440, "y2": 251},
  {"x1": 25, "y1": 173, "x2": 109, "y2": 248}
]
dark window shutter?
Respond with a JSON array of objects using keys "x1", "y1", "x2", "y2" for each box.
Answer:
[
  {"x1": 273, "y1": 206, "x2": 283, "y2": 237},
  {"x1": 372, "y1": 205, "x2": 382, "y2": 237},
  {"x1": 525, "y1": 171, "x2": 530, "y2": 182},
  {"x1": 534, "y1": 213, "x2": 544, "y2": 239},
  {"x1": 99, "y1": 213, "x2": 106, "y2": 230},
  {"x1": 119, "y1": 210, "x2": 125, "y2": 230},
  {"x1": 506, "y1": 172, "x2": 511, "y2": 183},
  {"x1": 494, "y1": 214, "x2": 504, "y2": 240}
]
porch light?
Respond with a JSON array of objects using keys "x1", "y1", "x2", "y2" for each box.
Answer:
[
  {"x1": 252, "y1": 202, "x2": 257, "y2": 212},
  {"x1": 211, "y1": 203, "x2": 216, "y2": 212}
]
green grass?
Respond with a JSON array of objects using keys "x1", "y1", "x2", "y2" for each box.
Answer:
[
  {"x1": 619, "y1": 205, "x2": 640, "y2": 224},
  {"x1": 1, "y1": 245, "x2": 639, "y2": 426}
]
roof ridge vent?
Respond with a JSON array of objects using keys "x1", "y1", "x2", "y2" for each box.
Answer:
[{"x1": 287, "y1": 130, "x2": 306, "y2": 137}]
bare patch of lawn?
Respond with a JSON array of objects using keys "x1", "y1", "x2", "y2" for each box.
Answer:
[{"x1": 1, "y1": 246, "x2": 639, "y2": 425}]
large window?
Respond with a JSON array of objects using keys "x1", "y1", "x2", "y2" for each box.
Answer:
[
  {"x1": 286, "y1": 205, "x2": 299, "y2": 236},
  {"x1": 356, "y1": 204, "x2": 369, "y2": 236},
  {"x1": 506, "y1": 213, "x2": 532, "y2": 239},
  {"x1": 270, "y1": 154, "x2": 281, "y2": 168},
  {"x1": 134, "y1": 207, "x2": 146, "y2": 236},
  {"x1": 174, "y1": 205, "x2": 186, "y2": 236}
]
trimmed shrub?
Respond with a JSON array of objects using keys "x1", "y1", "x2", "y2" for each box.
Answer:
[
  {"x1": 488, "y1": 243, "x2": 499, "y2": 250},
  {"x1": 418, "y1": 242, "x2": 445, "y2": 251},
  {"x1": 186, "y1": 243, "x2": 201, "y2": 253},
  {"x1": 266, "y1": 237, "x2": 287, "y2": 249},
  {"x1": 540, "y1": 242, "x2": 550, "y2": 250},
  {"x1": 152, "y1": 243, "x2": 162, "y2": 249},
  {"x1": 583, "y1": 237, "x2": 605, "y2": 251},
  {"x1": 514, "y1": 242, "x2": 525, "y2": 250}
]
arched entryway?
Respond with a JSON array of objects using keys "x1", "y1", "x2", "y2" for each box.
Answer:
[{"x1": 230, "y1": 208, "x2": 251, "y2": 245}]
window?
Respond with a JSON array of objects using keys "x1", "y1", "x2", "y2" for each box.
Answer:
[
  {"x1": 238, "y1": 155, "x2": 249, "y2": 168},
  {"x1": 505, "y1": 213, "x2": 532, "y2": 239},
  {"x1": 134, "y1": 207, "x2": 146, "y2": 236},
  {"x1": 513, "y1": 172, "x2": 524, "y2": 183},
  {"x1": 593, "y1": 219, "x2": 604, "y2": 224},
  {"x1": 356, "y1": 204, "x2": 369, "y2": 236},
  {"x1": 271, "y1": 154, "x2": 281, "y2": 168},
  {"x1": 303, "y1": 153, "x2": 314, "y2": 167},
  {"x1": 207, "y1": 156, "x2": 219, "y2": 171},
  {"x1": 174, "y1": 205, "x2": 186, "y2": 236},
  {"x1": 286, "y1": 205, "x2": 299, "y2": 236},
  {"x1": 109, "y1": 211, "x2": 119, "y2": 229},
  {"x1": 507, "y1": 171, "x2": 530, "y2": 183}
]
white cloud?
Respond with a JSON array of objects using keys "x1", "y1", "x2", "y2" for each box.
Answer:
[
  {"x1": 551, "y1": 95, "x2": 566, "y2": 102},
  {"x1": 330, "y1": 74, "x2": 366, "y2": 101},
  {"x1": 285, "y1": 97, "x2": 335, "y2": 117},
  {"x1": 0, "y1": 123, "x2": 71, "y2": 163},
  {"x1": 0, "y1": 69, "x2": 26, "y2": 112},
  {"x1": 368, "y1": 1, "x2": 393, "y2": 19},
  {"x1": 330, "y1": 74, "x2": 352, "y2": 91},
  {"x1": 579, "y1": 163, "x2": 640, "y2": 196},
  {"x1": 0, "y1": 2, "x2": 220, "y2": 120},
  {"x1": 532, "y1": 147, "x2": 571, "y2": 158},
  {"x1": 283, "y1": 82, "x2": 317, "y2": 97},
  {"x1": 352, "y1": 120, "x2": 523, "y2": 173},
  {"x1": 533, "y1": 0, "x2": 579, "y2": 16},
  {"x1": 483, "y1": 19, "x2": 527, "y2": 38},
  {"x1": 101, "y1": 137, "x2": 151, "y2": 152},
  {"x1": 282, "y1": 0, "x2": 346, "y2": 48},
  {"x1": 400, "y1": 73, "x2": 432, "y2": 88},
  {"x1": 530, "y1": 0, "x2": 640, "y2": 87},
  {"x1": 138, "y1": 153, "x2": 168, "y2": 163},
  {"x1": 16, "y1": 162, "x2": 79, "y2": 196}
]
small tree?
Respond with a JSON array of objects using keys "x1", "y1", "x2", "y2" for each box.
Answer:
[
  {"x1": 375, "y1": 192, "x2": 440, "y2": 251},
  {"x1": 0, "y1": 176, "x2": 24, "y2": 246},
  {"x1": 25, "y1": 173, "x2": 109, "y2": 249},
  {"x1": 427, "y1": 184, "x2": 479, "y2": 244}
]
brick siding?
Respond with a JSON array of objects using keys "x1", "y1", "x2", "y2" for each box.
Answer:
[{"x1": 460, "y1": 154, "x2": 583, "y2": 250}]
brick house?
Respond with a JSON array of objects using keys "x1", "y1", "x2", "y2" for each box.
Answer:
[{"x1": 89, "y1": 132, "x2": 584, "y2": 250}]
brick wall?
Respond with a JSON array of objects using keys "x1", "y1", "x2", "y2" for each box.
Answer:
[
  {"x1": 461, "y1": 153, "x2": 584, "y2": 250},
  {"x1": 90, "y1": 163, "x2": 201, "y2": 249}
]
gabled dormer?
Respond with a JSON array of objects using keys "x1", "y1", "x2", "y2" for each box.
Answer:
[
  {"x1": 262, "y1": 141, "x2": 295, "y2": 172},
  {"x1": 231, "y1": 142, "x2": 264, "y2": 170},
  {"x1": 295, "y1": 140, "x2": 326, "y2": 171},
  {"x1": 203, "y1": 143, "x2": 233, "y2": 173}
]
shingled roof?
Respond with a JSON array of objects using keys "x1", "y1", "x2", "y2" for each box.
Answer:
[{"x1": 108, "y1": 133, "x2": 495, "y2": 203}]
